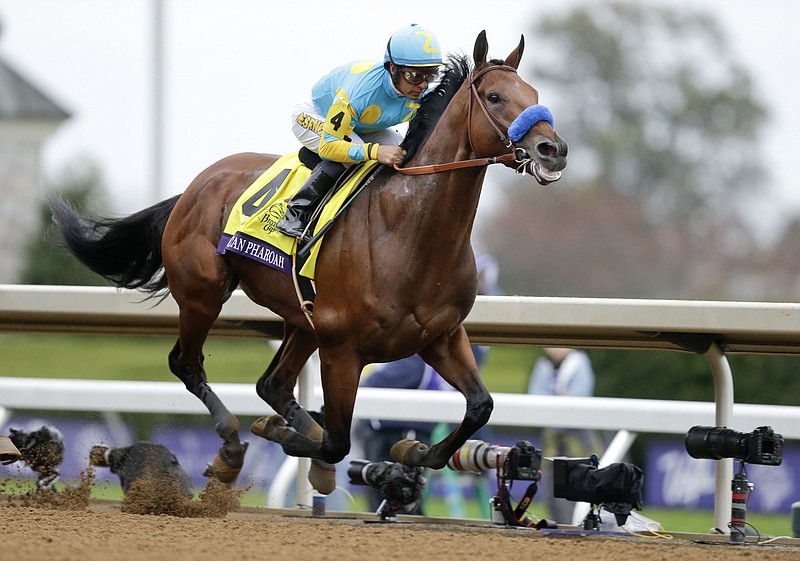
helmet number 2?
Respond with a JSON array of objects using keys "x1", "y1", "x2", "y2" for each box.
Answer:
[{"x1": 416, "y1": 31, "x2": 439, "y2": 54}]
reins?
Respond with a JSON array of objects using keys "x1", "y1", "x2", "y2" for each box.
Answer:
[
  {"x1": 394, "y1": 64, "x2": 526, "y2": 176},
  {"x1": 391, "y1": 153, "x2": 517, "y2": 175}
]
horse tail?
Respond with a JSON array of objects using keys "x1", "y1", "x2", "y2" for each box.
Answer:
[{"x1": 49, "y1": 194, "x2": 181, "y2": 298}]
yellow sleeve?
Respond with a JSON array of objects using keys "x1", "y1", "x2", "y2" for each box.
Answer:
[{"x1": 318, "y1": 89, "x2": 377, "y2": 163}]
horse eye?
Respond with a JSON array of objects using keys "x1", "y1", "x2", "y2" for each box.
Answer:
[{"x1": 487, "y1": 92, "x2": 502, "y2": 104}]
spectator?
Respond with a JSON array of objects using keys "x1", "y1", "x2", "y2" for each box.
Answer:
[{"x1": 528, "y1": 347, "x2": 603, "y2": 524}]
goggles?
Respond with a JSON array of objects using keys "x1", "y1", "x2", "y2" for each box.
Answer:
[{"x1": 400, "y1": 67, "x2": 440, "y2": 85}]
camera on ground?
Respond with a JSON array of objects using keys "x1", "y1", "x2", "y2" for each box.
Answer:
[
  {"x1": 7, "y1": 424, "x2": 65, "y2": 489},
  {"x1": 347, "y1": 459, "x2": 426, "y2": 516},
  {"x1": 552, "y1": 455, "x2": 643, "y2": 528}
]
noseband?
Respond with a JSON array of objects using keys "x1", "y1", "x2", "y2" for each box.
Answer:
[{"x1": 395, "y1": 64, "x2": 551, "y2": 176}]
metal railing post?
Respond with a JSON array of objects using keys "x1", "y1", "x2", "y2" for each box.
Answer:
[{"x1": 704, "y1": 342, "x2": 734, "y2": 533}]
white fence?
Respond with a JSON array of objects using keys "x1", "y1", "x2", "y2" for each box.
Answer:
[
  {"x1": 1, "y1": 284, "x2": 799, "y2": 529},
  {"x1": 2, "y1": 378, "x2": 800, "y2": 438}
]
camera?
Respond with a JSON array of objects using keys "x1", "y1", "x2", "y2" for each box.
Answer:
[
  {"x1": 447, "y1": 439, "x2": 542, "y2": 481},
  {"x1": 552, "y1": 456, "x2": 643, "y2": 521},
  {"x1": 551, "y1": 455, "x2": 644, "y2": 529},
  {"x1": 347, "y1": 459, "x2": 427, "y2": 512},
  {"x1": 685, "y1": 426, "x2": 784, "y2": 543},
  {"x1": 90, "y1": 442, "x2": 193, "y2": 497},
  {"x1": 8, "y1": 424, "x2": 65, "y2": 489},
  {"x1": 448, "y1": 440, "x2": 642, "y2": 529},
  {"x1": 685, "y1": 425, "x2": 783, "y2": 466}
]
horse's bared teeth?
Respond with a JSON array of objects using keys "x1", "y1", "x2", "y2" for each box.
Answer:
[{"x1": 536, "y1": 164, "x2": 561, "y2": 182}]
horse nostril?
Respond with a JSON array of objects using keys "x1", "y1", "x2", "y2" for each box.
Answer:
[
  {"x1": 537, "y1": 142, "x2": 557, "y2": 159},
  {"x1": 536, "y1": 141, "x2": 568, "y2": 159}
]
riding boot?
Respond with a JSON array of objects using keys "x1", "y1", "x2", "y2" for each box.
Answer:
[{"x1": 277, "y1": 160, "x2": 345, "y2": 239}]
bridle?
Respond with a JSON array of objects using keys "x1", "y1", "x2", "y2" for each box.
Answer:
[{"x1": 394, "y1": 64, "x2": 533, "y2": 176}]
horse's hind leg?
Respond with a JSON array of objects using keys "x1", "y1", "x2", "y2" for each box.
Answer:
[
  {"x1": 168, "y1": 295, "x2": 248, "y2": 484},
  {"x1": 392, "y1": 326, "x2": 493, "y2": 469}
]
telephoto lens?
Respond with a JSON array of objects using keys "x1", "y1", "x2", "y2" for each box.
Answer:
[
  {"x1": 685, "y1": 426, "x2": 744, "y2": 460},
  {"x1": 347, "y1": 459, "x2": 378, "y2": 486},
  {"x1": 685, "y1": 425, "x2": 783, "y2": 465},
  {"x1": 447, "y1": 440, "x2": 509, "y2": 473}
]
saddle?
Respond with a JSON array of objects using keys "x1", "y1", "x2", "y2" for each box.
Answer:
[{"x1": 217, "y1": 149, "x2": 384, "y2": 321}]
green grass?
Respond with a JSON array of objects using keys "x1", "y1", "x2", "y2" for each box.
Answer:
[
  {"x1": 0, "y1": 333, "x2": 536, "y2": 390},
  {"x1": 642, "y1": 507, "x2": 792, "y2": 537},
  {"x1": 0, "y1": 333, "x2": 275, "y2": 382}
]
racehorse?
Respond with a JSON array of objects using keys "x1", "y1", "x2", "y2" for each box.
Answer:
[{"x1": 49, "y1": 31, "x2": 567, "y2": 493}]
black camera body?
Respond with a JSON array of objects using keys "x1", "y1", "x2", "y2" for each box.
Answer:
[
  {"x1": 503, "y1": 441, "x2": 542, "y2": 481},
  {"x1": 685, "y1": 425, "x2": 783, "y2": 466},
  {"x1": 90, "y1": 442, "x2": 194, "y2": 497},
  {"x1": 8, "y1": 424, "x2": 65, "y2": 488},
  {"x1": 347, "y1": 460, "x2": 427, "y2": 507},
  {"x1": 8, "y1": 425, "x2": 65, "y2": 473},
  {"x1": 552, "y1": 456, "x2": 644, "y2": 507}
]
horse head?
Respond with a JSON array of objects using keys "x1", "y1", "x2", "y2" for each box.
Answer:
[{"x1": 468, "y1": 31, "x2": 568, "y2": 185}]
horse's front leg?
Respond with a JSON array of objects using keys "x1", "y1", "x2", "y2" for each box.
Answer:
[
  {"x1": 250, "y1": 325, "x2": 337, "y2": 493},
  {"x1": 252, "y1": 344, "x2": 360, "y2": 495},
  {"x1": 253, "y1": 325, "x2": 323, "y2": 441},
  {"x1": 391, "y1": 326, "x2": 493, "y2": 469},
  {"x1": 256, "y1": 344, "x2": 360, "y2": 460}
]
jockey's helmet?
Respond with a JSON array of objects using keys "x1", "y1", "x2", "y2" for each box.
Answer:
[{"x1": 384, "y1": 24, "x2": 443, "y2": 67}]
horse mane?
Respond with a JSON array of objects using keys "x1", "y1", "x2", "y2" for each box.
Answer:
[
  {"x1": 401, "y1": 56, "x2": 512, "y2": 163},
  {"x1": 400, "y1": 53, "x2": 472, "y2": 163}
]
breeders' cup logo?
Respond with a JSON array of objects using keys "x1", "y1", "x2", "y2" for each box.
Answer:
[{"x1": 261, "y1": 203, "x2": 286, "y2": 233}]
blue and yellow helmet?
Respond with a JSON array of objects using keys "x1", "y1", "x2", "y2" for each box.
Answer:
[{"x1": 384, "y1": 24, "x2": 443, "y2": 67}]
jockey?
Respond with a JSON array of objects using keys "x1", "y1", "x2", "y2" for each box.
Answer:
[{"x1": 277, "y1": 23, "x2": 443, "y2": 239}]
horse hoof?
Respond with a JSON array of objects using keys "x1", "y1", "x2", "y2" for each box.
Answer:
[
  {"x1": 250, "y1": 415, "x2": 289, "y2": 442},
  {"x1": 205, "y1": 451, "x2": 242, "y2": 484},
  {"x1": 308, "y1": 458, "x2": 336, "y2": 495},
  {"x1": 390, "y1": 439, "x2": 429, "y2": 466}
]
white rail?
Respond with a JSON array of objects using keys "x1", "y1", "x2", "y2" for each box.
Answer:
[
  {"x1": 0, "y1": 285, "x2": 797, "y2": 353},
  {"x1": 1, "y1": 284, "x2": 799, "y2": 530},
  {"x1": 2, "y1": 377, "x2": 798, "y2": 437}
]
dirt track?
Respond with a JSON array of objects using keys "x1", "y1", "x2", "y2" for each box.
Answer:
[{"x1": 2, "y1": 499, "x2": 800, "y2": 561}]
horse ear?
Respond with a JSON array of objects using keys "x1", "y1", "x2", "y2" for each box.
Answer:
[
  {"x1": 473, "y1": 30, "x2": 488, "y2": 67},
  {"x1": 504, "y1": 35, "x2": 525, "y2": 69}
]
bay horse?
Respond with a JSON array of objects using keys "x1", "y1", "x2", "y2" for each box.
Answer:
[{"x1": 49, "y1": 31, "x2": 567, "y2": 493}]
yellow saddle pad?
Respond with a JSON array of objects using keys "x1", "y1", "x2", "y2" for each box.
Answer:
[{"x1": 216, "y1": 151, "x2": 378, "y2": 279}]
